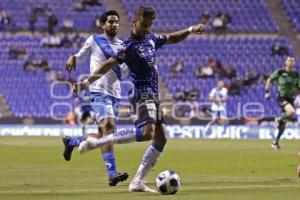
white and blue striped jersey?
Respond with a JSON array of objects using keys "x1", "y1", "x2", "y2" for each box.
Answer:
[
  {"x1": 74, "y1": 34, "x2": 128, "y2": 98},
  {"x1": 209, "y1": 87, "x2": 228, "y2": 111}
]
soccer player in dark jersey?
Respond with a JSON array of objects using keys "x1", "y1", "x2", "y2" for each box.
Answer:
[
  {"x1": 265, "y1": 56, "x2": 300, "y2": 150},
  {"x1": 73, "y1": 6, "x2": 206, "y2": 192}
]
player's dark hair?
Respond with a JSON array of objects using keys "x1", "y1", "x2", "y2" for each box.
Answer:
[
  {"x1": 133, "y1": 6, "x2": 156, "y2": 20},
  {"x1": 100, "y1": 10, "x2": 120, "y2": 24}
]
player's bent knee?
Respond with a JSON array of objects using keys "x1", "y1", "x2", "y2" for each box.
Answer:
[
  {"x1": 141, "y1": 124, "x2": 155, "y2": 141},
  {"x1": 142, "y1": 132, "x2": 153, "y2": 141}
]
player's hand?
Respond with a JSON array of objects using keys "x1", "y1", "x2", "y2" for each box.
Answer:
[
  {"x1": 264, "y1": 91, "x2": 271, "y2": 99},
  {"x1": 191, "y1": 24, "x2": 207, "y2": 34},
  {"x1": 65, "y1": 56, "x2": 76, "y2": 73},
  {"x1": 72, "y1": 81, "x2": 89, "y2": 94}
]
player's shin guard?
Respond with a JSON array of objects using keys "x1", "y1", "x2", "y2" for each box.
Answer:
[{"x1": 132, "y1": 143, "x2": 164, "y2": 182}]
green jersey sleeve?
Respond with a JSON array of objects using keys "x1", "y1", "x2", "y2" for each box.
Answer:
[{"x1": 270, "y1": 69, "x2": 280, "y2": 81}]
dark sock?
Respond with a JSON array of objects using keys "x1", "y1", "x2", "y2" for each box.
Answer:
[{"x1": 275, "y1": 122, "x2": 285, "y2": 145}]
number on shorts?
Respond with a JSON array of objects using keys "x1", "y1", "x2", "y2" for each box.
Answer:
[{"x1": 146, "y1": 103, "x2": 156, "y2": 119}]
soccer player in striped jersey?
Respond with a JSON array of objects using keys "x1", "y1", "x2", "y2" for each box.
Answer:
[
  {"x1": 73, "y1": 6, "x2": 206, "y2": 192},
  {"x1": 62, "y1": 10, "x2": 129, "y2": 186},
  {"x1": 204, "y1": 80, "x2": 228, "y2": 134},
  {"x1": 265, "y1": 56, "x2": 300, "y2": 150}
]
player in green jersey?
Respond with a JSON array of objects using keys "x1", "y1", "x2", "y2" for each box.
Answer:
[{"x1": 265, "y1": 56, "x2": 300, "y2": 149}]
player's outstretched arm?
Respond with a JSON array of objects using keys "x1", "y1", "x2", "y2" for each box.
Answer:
[
  {"x1": 73, "y1": 57, "x2": 119, "y2": 93},
  {"x1": 65, "y1": 55, "x2": 76, "y2": 73},
  {"x1": 264, "y1": 77, "x2": 272, "y2": 99},
  {"x1": 66, "y1": 36, "x2": 93, "y2": 73},
  {"x1": 165, "y1": 23, "x2": 206, "y2": 44}
]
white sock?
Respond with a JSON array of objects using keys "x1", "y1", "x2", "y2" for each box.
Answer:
[
  {"x1": 132, "y1": 144, "x2": 162, "y2": 182},
  {"x1": 88, "y1": 128, "x2": 137, "y2": 148}
]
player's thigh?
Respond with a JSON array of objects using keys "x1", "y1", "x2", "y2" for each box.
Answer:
[
  {"x1": 99, "y1": 117, "x2": 117, "y2": 136},
  {"x1": 140, "y1": 123, "x2": 155, "y2": 140},
  {"x1": 90, "y1": 95, "x2": 118, "y2": 127}
]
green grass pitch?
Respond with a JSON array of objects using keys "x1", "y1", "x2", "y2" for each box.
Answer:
[{"x1": 0, "y1": 136, "x2": 300, "y2": 200}]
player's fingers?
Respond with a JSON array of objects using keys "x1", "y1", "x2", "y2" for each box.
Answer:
[
  {"x1": 194, "y1": 25, "x2": 206, "y2": 34},
  {"x1": 66, "y1": 64, "x2": 76, "y2": 73},
  {"x1": 65, "y1": 64, "x2": 72, "y2": 72},
  {"x1": 199, "y1": 24, "x2": 207, "y2": 30}
]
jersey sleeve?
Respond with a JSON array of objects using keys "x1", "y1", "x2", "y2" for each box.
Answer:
[
  {"x1": 151, "y1": 33, "x2": 167, "y2": 49},
  {"x1": 74, "y1": 35, "x2": 93, "y2": 64},
  {"x1": 209, "y1": 88, "x2": 216, "y2": 99},
  {"x1": 270, "y1": 69, "x2": 280, "y2": 81},
  {"x1": 112, "y1": 41, "x2": 130, "y2": 64}
]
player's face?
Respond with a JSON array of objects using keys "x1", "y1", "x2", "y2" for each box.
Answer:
[
  {"x1": 134, "y1": 17, "x2": 153, "y2": 38},
  {"x1": 217, "y1": 81, "x2": 224, "y2": 89},
  {"x1": 102, "y1": 15, "x2": 119, "y2": 37},
  {"x1": 285, "y1": 57, "x2": 295, "y2": 72}
]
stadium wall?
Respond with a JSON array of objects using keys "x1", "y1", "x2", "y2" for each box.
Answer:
[{"x1": 0, "y1": 125, "x2": 299, "y2": 140}]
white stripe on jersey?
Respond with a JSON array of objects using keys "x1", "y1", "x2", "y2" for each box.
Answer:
[{"x1": 74, "y1": 34, "x2": 128, "y2": 98}]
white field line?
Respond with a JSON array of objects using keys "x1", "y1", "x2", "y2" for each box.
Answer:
[{"x1": 0, "y1": 184, "x2": 300, "y2": 194}]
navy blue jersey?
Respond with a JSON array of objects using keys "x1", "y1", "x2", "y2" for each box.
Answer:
[{"x1": 113, "y1": 32, "x2": 167, "y2": 100}]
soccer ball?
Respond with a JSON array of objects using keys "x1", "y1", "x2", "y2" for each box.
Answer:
[{"x1": 156, "y1": 170, "x2": 181, "y2": 195}]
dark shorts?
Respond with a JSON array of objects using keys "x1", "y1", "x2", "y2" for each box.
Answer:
[
  {"x1": 277, "y1": 95, "x2": 294, "y2": 111},
  {"x1": 131, "y1": 94, "x2": 164, "y2": 128}
]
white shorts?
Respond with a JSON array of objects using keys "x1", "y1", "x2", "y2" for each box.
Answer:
[
  {"x1": 211, "y1": 109, "x2": 227, "y2": 121},
  {"x1": 90, "y1": 92, "x2": 121, "y2": 124}
]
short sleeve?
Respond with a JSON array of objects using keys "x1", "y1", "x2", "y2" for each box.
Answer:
[
  {"x1": 112, "y1": 41, "x2": 130, "y2": 64},
  {"x1": 74, "y1": 35, "x2": 93, "y2": 64},
  {"x1": 270, "y1": 69, "x2": 279, "y2": 81},
  {"x1": 209, "y1": 88, "x2": 216, "y2": 99},
  {"x1": 151, "y1": 33, "x2": 167, "y2": 49}
]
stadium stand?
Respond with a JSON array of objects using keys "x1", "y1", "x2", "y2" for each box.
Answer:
[
  {"x1": 282, "y1": 0, "x2": 300, "y2": 32},
  {"x1": 0, "y1": 0, "x2": 106, "y2": 31},
  {"x1": 0, "y1": 34, "x2": 295, "y2": 119},
  {"x1": 121, "y1": 0, "x2": 278, "y2": 32}
]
